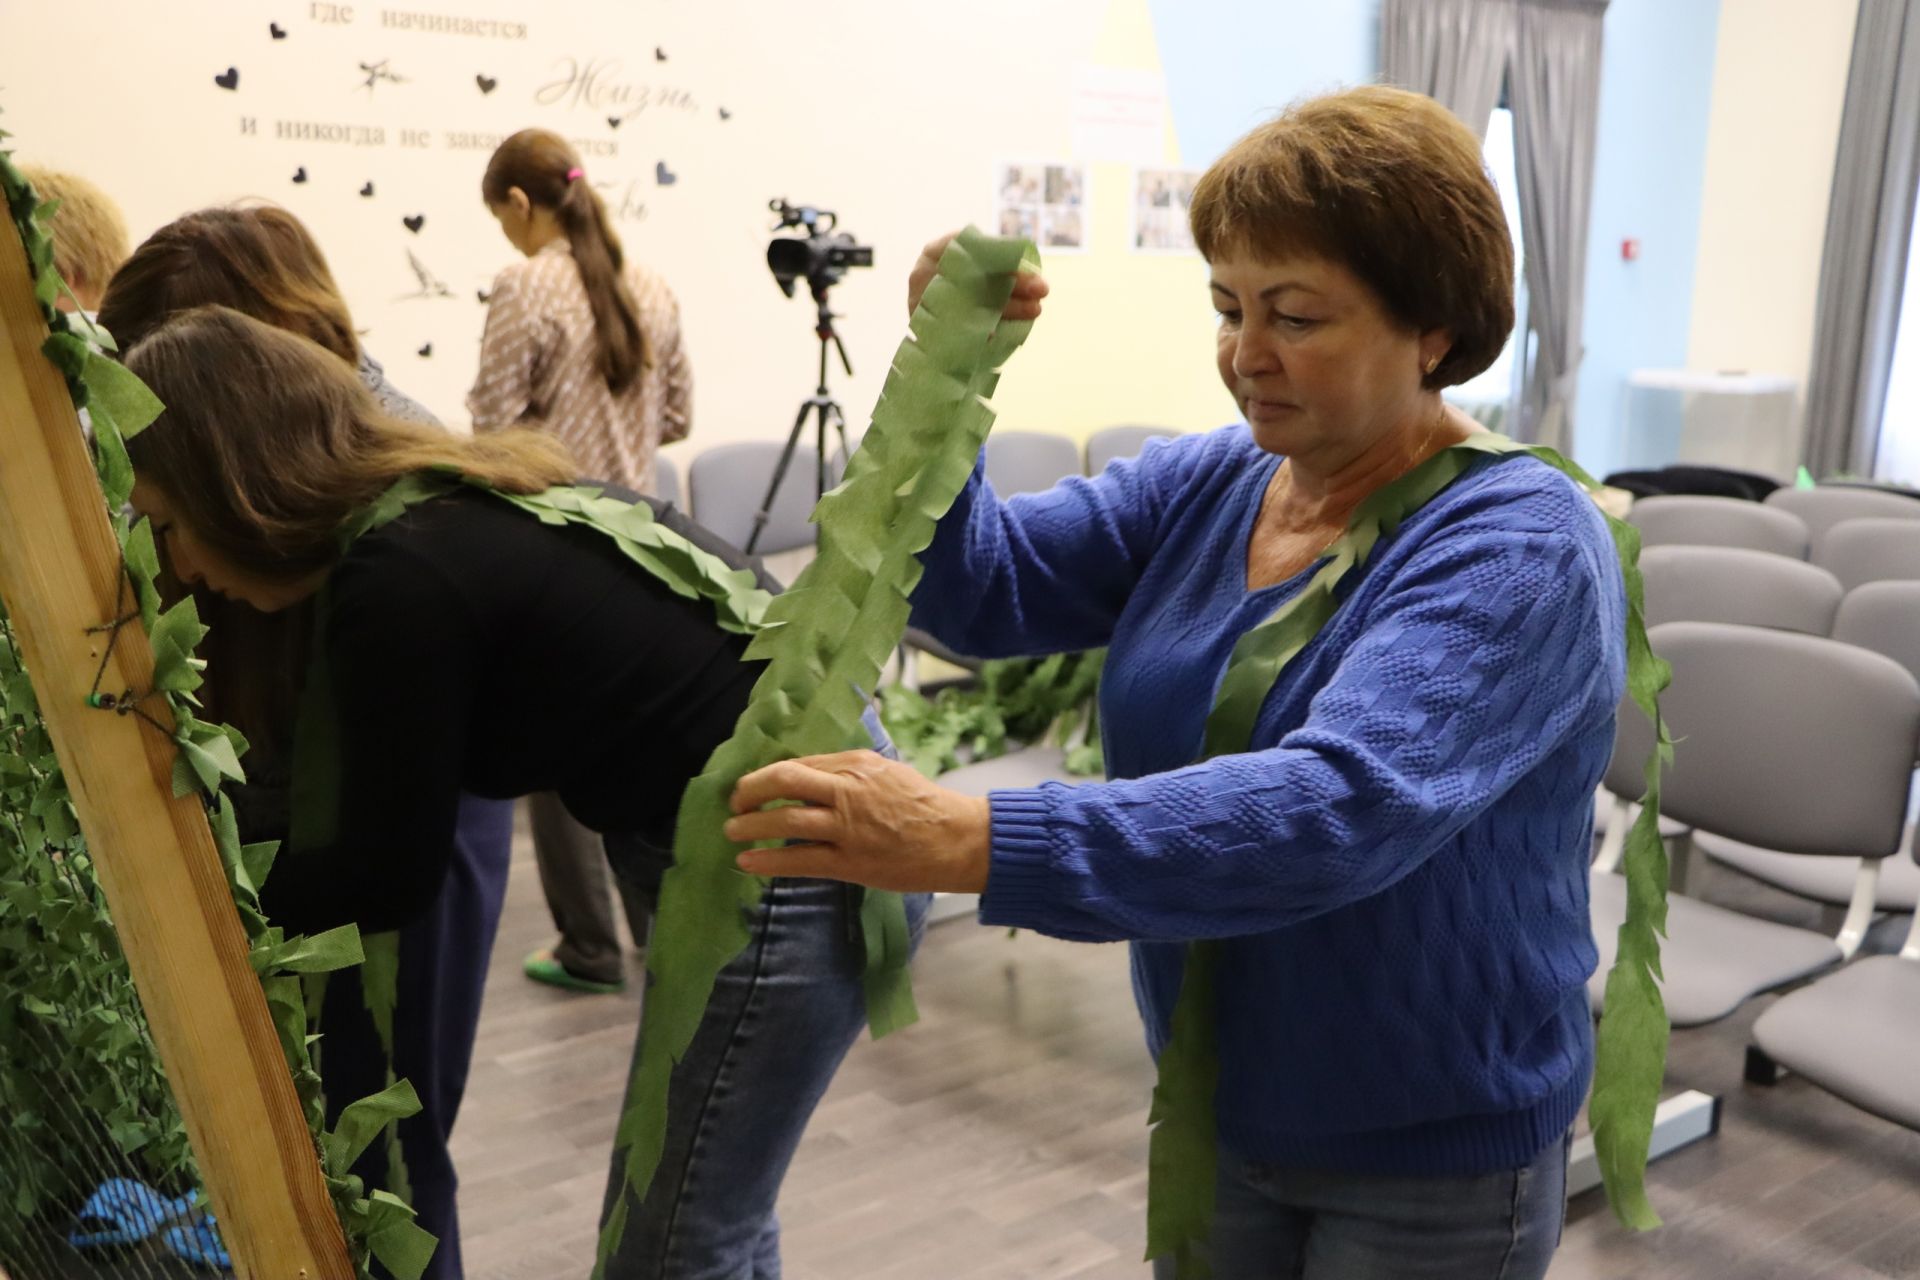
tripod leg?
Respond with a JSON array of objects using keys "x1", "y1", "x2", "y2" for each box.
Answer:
[
  {"x1": 830, "y1": 402, "x2": 852, "y2": 466},
  {"x1": 747, "y1": 401, "x2": 817, "y2": 555},
  {"x1": 815, "y1": 399, "x2": 830, "y2": 501}
]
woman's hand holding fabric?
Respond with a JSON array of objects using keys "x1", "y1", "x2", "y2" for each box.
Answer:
[
  {"x1": 727, "y1": 751, "x2": 991, "y2": 893},
  {"x1": 906, "y1": 231, "x2": 1049, "y2": 323}
]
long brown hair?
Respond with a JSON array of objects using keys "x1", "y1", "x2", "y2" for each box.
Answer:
[
  {"x1": 124, "y1": 306, "x2": 575, "y2": 577},
  {"x1": 482, "y1": 129, "x2": 650, "y2": 391},
  {"x1": 99, "y1": 204, "x2": 362, "y2": 362}
]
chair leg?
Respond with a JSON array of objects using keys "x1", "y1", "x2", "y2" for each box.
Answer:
[
  {"x1": 1744, "y1": 1045, "x2": 1783, "y2": 1086},
  {"x1": 1592, "y1": 795, "x2": 1630, "y2": 873}
]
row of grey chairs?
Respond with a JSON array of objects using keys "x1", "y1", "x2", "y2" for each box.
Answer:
[
  {"x1": 651, "y1": 425, "x2": 1181, "y2": 558},
  {"x1": 1631, "y1": 486, "x2": 1920, "y2": 576},
  {"x1": 986, "y1": 424, "x2": 1183, "y2": 494},
  {"x1": 1622, "y1": 548, "x2": 1920, "y2": 909}
]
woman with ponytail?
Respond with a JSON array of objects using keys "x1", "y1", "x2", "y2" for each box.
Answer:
[
  {"x1": 472, "y1": 129, "x2": 693, "y2": 997},
  {"x1": 472, "y1": 128, "x2": 688, "y2": 491}
]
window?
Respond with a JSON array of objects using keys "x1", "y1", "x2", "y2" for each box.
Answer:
[
  {"x1": 1876, "y1": 206, "x2": 1920, "y2": 483},
  {"x1": 1447, "y1": 104, "x2": 1529, "y2": 430}
]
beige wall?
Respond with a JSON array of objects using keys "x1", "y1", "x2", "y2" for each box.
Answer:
[
  {"x1": 0, "y1": 0, "x2": 1229, "y2": 469},
  {"x1": 1687, "y1": 0, "x2": 1861, "y2": 393}
]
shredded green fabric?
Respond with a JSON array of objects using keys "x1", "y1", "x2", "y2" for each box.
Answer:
[
  {"x1": 595, "y1": 227, "x2": 1039, "y2": 1273},
  {"x1": 878, "y1": 649, "x2": 1106, "y2": 779},
  {"x1": 1148, "y1": 435, "x2": 1673, "y2": 1277}
]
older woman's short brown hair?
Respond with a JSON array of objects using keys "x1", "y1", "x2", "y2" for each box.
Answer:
[
  {"x1": 99, "y1": 204, "x2": 361, "y2": 363},
  {"x1": 17, "y1": 165, "x2": 131, "y2": 304},
  {"x1": 1188, "y1": 85, "x2": 1514, "y2": 389}
]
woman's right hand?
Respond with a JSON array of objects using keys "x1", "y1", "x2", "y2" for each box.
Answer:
[{"x1": 906, "y1": 231, "x2": 1049, "y2": 322}]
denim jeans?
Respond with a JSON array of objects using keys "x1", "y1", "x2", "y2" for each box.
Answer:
[
  {"x1": 596, "y1": 877, "x2": 930, "y2": 1279},
  {"x1": 1155, "y1": 1132, "x2": 1571, "y2": 1280}
]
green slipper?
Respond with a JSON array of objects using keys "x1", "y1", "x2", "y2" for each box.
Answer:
[{"x1": 522, "y1": 948, "x2": 625, "y2": 995}]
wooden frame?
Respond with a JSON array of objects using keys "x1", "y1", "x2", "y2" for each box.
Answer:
[{"x1": 0, "y1": 199, "x2": 353, "y2": 1275}]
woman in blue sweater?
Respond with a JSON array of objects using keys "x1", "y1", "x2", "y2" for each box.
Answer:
[{"x1": 727, "y1": 87, "x2": 1625, "y2": 1278}]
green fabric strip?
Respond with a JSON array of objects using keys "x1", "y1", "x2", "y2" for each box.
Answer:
[
  {"x1": 1148, "y1": 435, "x2": 1673, "y2": 1276},
  {"x1": 594, "y1": 227, "x2": 1039, "y2": 1275},
  {"x1": 358, "y1": 931, "x2": 413, "y2": 1208}
]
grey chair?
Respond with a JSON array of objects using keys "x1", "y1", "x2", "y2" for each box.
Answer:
[
  {"x1": 1814, "y1": 516, "x2": 1920, "y2": 592},
  {"x1": 1695, "y1": 579, "x2": 1920, "y2": 913},
  {"x1": 1638, "y1": 545, "x2": 1841, "y2": 634},
  {"x1": 985, "y1": 431, "x2": 1083, "y2": 497},
  {"x1": 1764, "y1": 485, "x2": 1920, "y2": 559},
  {"x1": 1834, "y1": 579, "x2": 1920, "y2": 688},
  {"x1": 1747, "y1": 902, "x2": 1920, "y2": 1128},
  {"x1": 1590, "y1": 622, "x2": 1920, "y2": 1027},
  {"x1": 1628, "y1": 495, "x2": 1810, "y2": 558},
  {"x1": 651, "y1": 452, "x2": 682, "y2": 509},
  {"x1": 1085, "y1": 425, "x2": 1179, "y2": 475},
  {"x1": 1591, "y1": 546, "x2": 1841, "y2": 857},
  {"x1": 686, "y1": 441, "x2": 842, "y2": 555}
]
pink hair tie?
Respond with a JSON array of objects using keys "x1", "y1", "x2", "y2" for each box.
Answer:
[{"x1": 566, "y1": 166, "x2": 584, "y2": 182}]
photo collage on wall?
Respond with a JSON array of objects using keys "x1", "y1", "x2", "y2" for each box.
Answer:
[
  {"x1": 992, "y1": 162, "x2": 1207, "y2": 255},
  {"x1": 995, "y1": 161, "x2": 1087, "y2": 252},
  {"x1": 1132, "y1": 168, "x2": 1201, "y2": 253}
]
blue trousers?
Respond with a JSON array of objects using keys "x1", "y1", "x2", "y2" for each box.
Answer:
[
  {"x1": 319, "y1": 792, "x2": 514, "y2": 1280},
  {"x1": 1156, "y1": 1132, "x2": 1571, "y2": 1280},
  {"x1": 596, "y1": 877, "x2": 930, "y2": 1280}
]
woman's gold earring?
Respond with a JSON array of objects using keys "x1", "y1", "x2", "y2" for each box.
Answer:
[{"x1": 1424, "y1": 357, "x2": 1440, "y2": 375}]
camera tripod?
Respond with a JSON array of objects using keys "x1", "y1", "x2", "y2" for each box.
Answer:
[{"x1": 746, "y1": 283, "x2": 854, "y2": 555}]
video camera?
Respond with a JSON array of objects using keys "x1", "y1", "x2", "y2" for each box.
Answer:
[{"x1": 766, "y1": 198, "x2": 873, "y2": 298}]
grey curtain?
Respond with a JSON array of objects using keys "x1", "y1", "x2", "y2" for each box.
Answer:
[
  {"x1": 1380, "y1": 0, "x2": 1517, "y2": 140},
  {"x1": 1511, "y1": 0, "x2": 1609, "y2": 451},
  {"x1": 1804, "y1": 0, "x2": 1920, "y2": 479}
]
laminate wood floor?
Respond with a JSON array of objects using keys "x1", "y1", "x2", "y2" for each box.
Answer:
[{"x1": 452, "y1": 823, "x2": 1920, "y2": 1279}]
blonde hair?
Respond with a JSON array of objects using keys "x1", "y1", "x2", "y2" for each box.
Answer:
[
  {"x1": 124, "y1": 306, "x2": 575, "y2": 577},
  {"x1": 18, "y1": 165, "x2": 131, "y2": 304}
]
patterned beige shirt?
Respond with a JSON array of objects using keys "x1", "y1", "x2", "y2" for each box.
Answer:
[{"x1": 467, "y1": 239, "x2": 690, "y2": 493}]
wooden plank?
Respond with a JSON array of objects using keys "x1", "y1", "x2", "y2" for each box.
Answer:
[{"x1": 0, "y1": 209, "x2": 354, "y2": 1274}]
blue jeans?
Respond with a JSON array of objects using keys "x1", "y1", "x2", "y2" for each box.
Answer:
[
  {"x1": 597, "y1": 878, "x2": 930, "y2": 1279},
  {"x1": 1156, "y1": 1133, "x2": 1571, "y2": 1280}
]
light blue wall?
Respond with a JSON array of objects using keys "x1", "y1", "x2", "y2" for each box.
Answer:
[
  {"x1": 1145, "y1": 0, "x2": 1721, "y2": 480},
  {"x1": 1149, "y1": 0, "x2": 1380, "y2": 169},
  {"x1": 1573, "y1": 0, "x2": 1722, "y2": 481}
]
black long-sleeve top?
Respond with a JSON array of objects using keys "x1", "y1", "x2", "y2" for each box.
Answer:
[{"x1": 259, "y1": 487, "x2": 771, "y2": 936}]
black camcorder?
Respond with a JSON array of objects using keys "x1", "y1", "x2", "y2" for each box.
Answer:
[{"x1": 766, "y1": 198, "x2": 873, "y2": 298}]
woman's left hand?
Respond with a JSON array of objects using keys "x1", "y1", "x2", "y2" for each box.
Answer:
[{"x1": 726, "y1": 751, "x2": 991, "y2": 893}]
